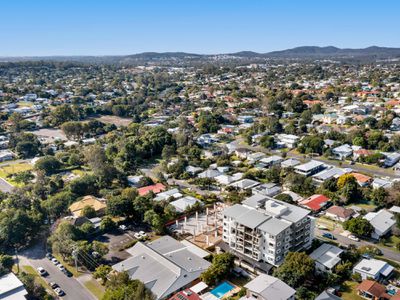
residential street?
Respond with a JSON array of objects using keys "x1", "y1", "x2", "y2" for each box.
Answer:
[
  {"x1": 19, "y1": 244, "x2": 96, "y2": 300},
  {"x1": 315, "y1": 227, "x2": 400, "y2": 263}
]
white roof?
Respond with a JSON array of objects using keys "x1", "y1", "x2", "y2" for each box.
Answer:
[
  {"x1": 364, "y1": 210, "x2": 396, "y2": 234},
  {"x1": 310, "y1": 243, "x2": 343, "y2": 269},
  {"x1": 0, "y1": 273, "x2": 27, "y2": 300},
  {"x1": 170, "y1": 196, "x2": 202, "y2": 212},
  {"x1": 389, "y1": 205, "x2": 400, "y2": 214},
  {"x1": 190, "y1": 281, "x2": 208, "y2": 294},
  {"x1": 354, "y1": 258, "x2": 393, "y2": 277},
  {"x1": 244, "y1": 274, "x2": 296, "y2": 300}
]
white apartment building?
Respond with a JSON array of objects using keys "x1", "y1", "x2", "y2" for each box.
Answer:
[{"x1": 222, "y1": 195, "x2": 315, "y2": 266}]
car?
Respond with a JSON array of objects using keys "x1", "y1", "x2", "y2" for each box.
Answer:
[
  {"x1": 46, "y1": 252, "x2": 53, "y2": 260},
  {"x1": 119, "y1": 225, "x2": 127, "y2": 231},
  {"x1": 62, "y1": 269, "x2": 73, "y2": 277},
  {"x1": 51, "y1": 258, "x2": 60, "y2": 265},
  {"x1": 348, "y1": 234, "x2": 359, "y2": 241},
  {"x1": 54, "y1": 287, "x2": 65, "y2": 296},
  {"x1": 134, "y1": 232, "x2": 141, "y2": 239},
  {"x1": 322, "y1": 232, "x2": 336, "y2": 240},
  {"x1": 49, "y1": 282, "x2": 58, "y2": 289},
  {"x1": 37, "y1": 267, "x2": 48, "y2": 276},
  {"x1": 362, "y1": 253, "x2": 372, "y2": 259},
  {"x1": 58, "y1": 264, "x2": 66, "y2": 272},
  {"x1": 317, "y1": 225, "x2": 328, "y2": 230}
]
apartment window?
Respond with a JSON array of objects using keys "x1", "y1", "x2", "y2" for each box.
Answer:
[
  {"x1": 285, "y1": 244, "x2": 290, "y2": 249},
  {"x1": 268, "y1": 250, "x2": 274, "y2": 254},
  {"x1": 285, "y1": 237, "x2": 290, "y2": 242},
  {"x1": 277, "y1": 249, "x2": 281, "y2": 254},
  {"x1": 276, "y1": 256, "x2": 281, "y2": 261},
  {"x1": 269, "y1": 242, "x2": 274, "y2": 247},
  {"x1": 277, "y1": 234, "x2": 282, "y2": 239},
  {"x1": 270, "y1": 235, "x2": 275, "y2": 239},
  {"x1": 296, "y1": 222, "x2": 301, "y2": 227},
  {"x1": 277, "y1": 242, "x2": 281, "y2": 247},
  {"x1": 305, "y1": 230, "x2": 310, "y2": 235},
  {"x1": 302, "y1": 218, "x2": 307, "y2": 223},
  {"x1": 305, "y1": 224, "x2": 310, "y2": 228}
]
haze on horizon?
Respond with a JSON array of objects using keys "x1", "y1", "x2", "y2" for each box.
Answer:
[{"x1": 1, "y1": 0, "x2": 400, "y2": 57}]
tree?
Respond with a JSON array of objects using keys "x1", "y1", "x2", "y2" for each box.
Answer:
[
  {"x1": 35, "y1": 156, "x2": 61, "y2": 175},
  {"x1": 370, "y1": 187, "x2": 389, "y2": 207},
  {"x1": 103, "y1": 272, "x2": 154, "y2": 300},
  {"x1": 200, "y1": 253, "x2": 234, "y2": 285},
  {"x1": 275, "y1": 193, "x2": 294, "y2": 204},
  {"x1": 144, "y1": 210, "x2": 165, "y2": 234},
  {"x1": 94, "y1": 265, "x2": 112, "y2": 284},
  {"x1": 100, "y1": 216, "x2": 117, "y2": 232},
  {"x1": 274, "y1": 252, "x2": 315, "y2": 288},
  {"x1": 107, "y1": 195, "x2": 134, "y2": 218},
  {"x1": 82, "y1": 205, "x2": 96, "y2": 218},
  {"x1": 343, "y1": 217, "x2": 373, "y2": 237},
  {"x1": 61, "y1": 121, "x2": 84, "y2": 140}
]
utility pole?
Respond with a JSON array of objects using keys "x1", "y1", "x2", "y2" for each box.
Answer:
[
  {"x1": 15, "y1": 247, "x2": 19, "y2": 274},
  {"x1": 72, "y1": 249, "x2": 78, "y2": 272}
]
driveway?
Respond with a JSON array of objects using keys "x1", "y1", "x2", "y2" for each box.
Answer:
[
  {"x1": 19, "y1": 244, "x2": 96, "y2": 300},
  {"x1": 0, "y1": 177, "x2": 13, "y2": 193}
]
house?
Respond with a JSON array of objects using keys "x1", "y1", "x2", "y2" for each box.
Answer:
[
  {"x1": 372, "y1": 178, "x2": 392, "y2": 189},
  {"x1": 154, "y1": 188, "x2": 183, "y2": 202},
  {"x1": 364, "y1": 209, "x2": 396, "y2": 239},
  {"x1": 277, "y1": 191, "x2": 304, "y2": 203},
  {"x1": 353, "y1": 149, "x2": 375, "y2": 161},
  {"x1": 259, "y1": 155, "x2": 283, "y2": 167},
  {"x1": 281, "y1": 158, "x2": 301, "y2": 169},
  {"x1": 325, "y1": 206, "x2": 354, "y2": 222},
  {"x1": 300, "y1": 194, "x2": 331, "y2": 212},
  {"x1": 185, "y1": 166, "x2": 203, "y2": 175},
  {"x1": 170, "y1": 196, "x2": 202, "y2": 213},
  {"x1": 215, "y1": 173, "x2": 243, "y2": 185},
  {"x1": 137, "y1": 183, "x2": 166, "y2": 196},
  {"x1": 241, "y1": 274, "x2": 296, "y2": 300},
  {"x1": 247, "y1": 152, "x2": 266, "y2": 164},
  {"x1": 332, "y1": 144, "x2": 353, "y2": 160},
  {"x1": 383, "y1": 152, "x2": 400, "y2": 167},
  {"x1": 350, "y1": 172, "x2": 373, "y2": 187},
  {"x1": 315, "y1": 290, "x2": 343, "y2": 300},
  {"x1": 235, "y1": 148, "x2": 252, "y2": 159},
  {"x1": 295, "y1": 160, "x2": 326, "y2": 176},
  {"x1": 168, "y1": 289, "x2": 202, "y2": 300},
  {"x1": 229, "y1": 179, "x2": 260, "y2": 190},
  {"x1": 252, "y1": 183, "x2": 281, "y2": 197},
  {"x1": 353, "y1": 258, "x2": 394, "y2": 280},
  {"x1": 198, "y1": 169, "x2": 222, "y2": 179},
  {"x1": 112, "y1": 236, "x2": 210, "y2": 300},
  {"x1": 276, "y1": 134, "x2": 300, "y2": 149},
  {"x1": 68, "y1": 195, "x2": 107, "y2": 217},
  {"x1": 313, "y1": 167, "x2": 350, "y2": 184},
  {"x1": 356, "y1": 280, "x2": 388, "y2": 300},
  {"x1": 310, "y1": 243, "x2": 343, "y2": 273},
  {"x1": 0, "y1": 272, "x2": 28, "y2": 300},
  {"x1": 127, "y1": 175, "x2": 144, "y2": 187},
  {"x1": 0, "y1": 150, "x2": 14, "y2": 162}
]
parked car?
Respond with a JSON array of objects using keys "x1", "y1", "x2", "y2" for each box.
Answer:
[
  {"x1": 322, "y1": 232, "x2": 336, "y2": 240},
  {"x1": 37, "y1": 267, "x2": 48, "y2": 276},
  {"x1": 348, "y1": 234, "x2": 359, "y2": 241},
  {"x1": 49, "y1": 282, "x2": 58, "y2": 289},
  {"x1": 54, "y1": 287, "x2": 65, "y2": 296},
  {"x1": 58, "y1": 264, "x2": 66, "y2": 272},
  {"x1": 62, "y1": 269, "x2": 73, "y2": 277},
  {"x1": 51, "y1": 258, "x2": 60, "y2": 265},
  {"x1": 46, "y1": 252, "x2": 53, "y2": 260},
  {"x1": 119, "y1": 225, "x2": 127, "y2": 231}
]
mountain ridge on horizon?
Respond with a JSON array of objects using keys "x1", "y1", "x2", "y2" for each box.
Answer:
[{"x1": 2, "y1": 45, "x2": 400, "y2": 62}]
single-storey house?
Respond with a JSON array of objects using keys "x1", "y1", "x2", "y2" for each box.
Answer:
[
  {"x1": 310, "y1": 243, "x2": 343, "y2": 273},
  {"x1": 300, "y1": 194, "x2": 331, "y2": 212},
  {"x1": 325, "y1": 206, "x2": 354, "y2": 222},
  {"x1": 353, "y1": 258, "x2": 394, "y2": 280},
  {"x1": 138, "y1": 183, "x2": 167, "y2": 196},
  {"x1": 242, "y1": 274, "x2": 296, "y2": 300},
  {"x1": 364, "y1": 209, "x2": 396, "y2": 239},
  {"x1": 69, "y1": 195, "x2": 107, "y2": 217}
]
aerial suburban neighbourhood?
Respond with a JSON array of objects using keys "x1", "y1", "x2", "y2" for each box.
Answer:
[{"x1": 2, "y1": 1, "x2": 400, "y2": 300}]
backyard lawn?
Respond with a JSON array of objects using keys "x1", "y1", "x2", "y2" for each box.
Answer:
[
  {"x1": 0, "y1": 162, "x2": 33, "y2": 186},
  {"x1": 340, "y1": 281, "x2": 364, "y2": 300}
]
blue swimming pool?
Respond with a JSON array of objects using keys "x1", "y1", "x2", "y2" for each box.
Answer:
[{"x1": 210, "y1": 281, "x2": 235, "y2": 298}]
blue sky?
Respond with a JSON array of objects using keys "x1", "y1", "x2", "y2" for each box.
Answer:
[{"x1": 1, "y1": 0, "x2": 400, "y2": 56}]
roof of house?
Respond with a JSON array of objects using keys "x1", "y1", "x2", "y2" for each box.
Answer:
[
  {"x1": 325, "y1": 206, "x2": 354, "y2": 219},
  {"x1": 244, "y1": 274, "x2": 296, "y2": 300},
  {"x1": 168, "y1": 289, "x2": 202, "y2": 300},
  {"x1": 300, "y1": 194, "x2": 330, "y2": 211},
  {"x1": 357, "y1": 280, "x2": 386, "y2": 298},
  {"x1": 112, "y1": 236, "x2": 210, "y2": 300},
  {"x1": 350, "y1": 172, "x2": 372, "y2": 184},
  {"x1": 295, "y1": 160, "x2": 324, "y2": 172},
  {"x1": 170, "y1": 196, "x2": 202, "y2": 213},
  {"x1": 354, "y1": 258, "x2": 394, "y2": 277},
  {"x1": 315, "y1": 290, "x2": 342, "y2": 300},
  {"x1": 310, "y1": 243, "x2": 343, "y2": 269},
  {"x1": 364, "y1": 210, "x2": 396, "y2": 234},
  {"x1": 68, "y1": 195, "x2": 106, "y2": 217},
  {"x1": 0, "y1": 272, "x2": 28, "y2": 300},
  {"x1": 137, "y1": 183, "x2": 166, "y2": 196}
]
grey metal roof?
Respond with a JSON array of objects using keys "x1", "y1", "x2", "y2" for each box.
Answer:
[
  {"x1": 223, "y1": 204, "x2": 250, "y2": 219},
  {"x1": 258, "y1": 217, "x2": 291, "y2": 236},
  {"x1": 310, "y1": 243, "x2": 343, "y2": 269},
  {"x1": 313, "y1": 167, "x2": 346, "y2": 181},
  {"x1": 113, "y1": 237, "x2": 210, "y2": 299},
  {"x1": 364, "y1": 210, "x2": 396, "y2": 234},
  {"x1": 315, "y1": 291, "x2": 343, "y2": 300},
  {"x1": 242, "y1": 194, "x2": 269, "y2": 209},
  {"x1": 244, "y1": 274, "x2": 296, "y2": 300},
  {"x1": 235, "y1": 209, "x2": 270, "y2": 229},
  {"x1": 295, "y1": 160, "x2": 324, "y2": 172}
]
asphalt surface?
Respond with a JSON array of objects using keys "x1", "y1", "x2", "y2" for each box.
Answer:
[
  {"x1": 20, "y1": 244, "x2": 96, "y2": 300},
  {"x1": 0, "y1": 177, "x2": 14, "y2": 193},
  {"x1": 315, "y1": 227, "x2": 400, "y2": 262}
]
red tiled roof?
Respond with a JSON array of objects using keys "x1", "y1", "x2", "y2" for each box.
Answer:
[
  {"x1": 326, "y1": 205, "x2": 354, "y2": 218},
  {"x1": 350, "y1": 172, "x2": 372, "y2": 184},
  {"x1": 357, "y1": 280, "x2": 386, "y2": 298},
  {"x1": 300, "y1": 194, "x2": 330, "y2": 211},
  {"x1": 168, "y1": 289, "x2": 202, "y2": 300},
  {"x1": 137, "y1": 183, "x2": 166, "y2": 196}
]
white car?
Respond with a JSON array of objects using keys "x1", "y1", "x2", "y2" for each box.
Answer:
[
  {"x1": 119, "y1": 225, "x2": 127, "y2": 231},
  {"x1": 348, "y1": 235, "x2": 360, "y2": 241},
  {"x1": 58, "y1": 264, "x2": 66, "y2": 272},
  {"x1": 51, "y1": 258, "x2": 60, "y2": 265},
  {"x1": 37, "y1": 267, "x2": 48, "y2": 276}
]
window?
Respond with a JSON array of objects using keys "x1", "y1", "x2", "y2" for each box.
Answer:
[
  {"x1": 277, "y1": 249, "x2": 281, "y2": 254},
  {"x1": 277, "y1": 242, "x2": 281, "y2": 247}
]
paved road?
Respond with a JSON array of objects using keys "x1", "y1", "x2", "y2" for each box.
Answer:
[
  {"x1": 0, "y1": 177, "x2": 14, "y2": 193},
  {"x1": 19, "y1": 244, "x2": 96, "y2": 300},
  {"x1": 315, "y1": 227, "x2": 400, "y2": 263}
]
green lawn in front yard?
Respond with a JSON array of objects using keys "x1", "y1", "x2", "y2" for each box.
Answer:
[
  {"x1": 0, "y1": 162, "x2": 33, "y2": 187},
  {"x1": 378, "y1": 236, "x2": 400, "y2": 253},
  {"x1": 340, "y1": 281, "x2": 364, "y2": 300},
  {"x1": 16, "y1": 265, "x2": 55, "y2": 296},
  {"x1": 84, "y1": 279, "x2": 105, "y2": 299}
]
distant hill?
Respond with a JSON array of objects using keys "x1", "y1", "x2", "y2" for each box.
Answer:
[{"x1": 2, "y1": 46, "x2": 400, "y2": 64}]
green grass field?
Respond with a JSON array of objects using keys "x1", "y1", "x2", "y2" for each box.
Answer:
[
  {"x1": 0, "y1": 162, "x2": 33, "y2": 187},
  {"x1": 340, "y1": 281, "x2": 364, "y2": 300},
  {"x1": 84, "y1": 279, "x2": 105, "y2": 299}
]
